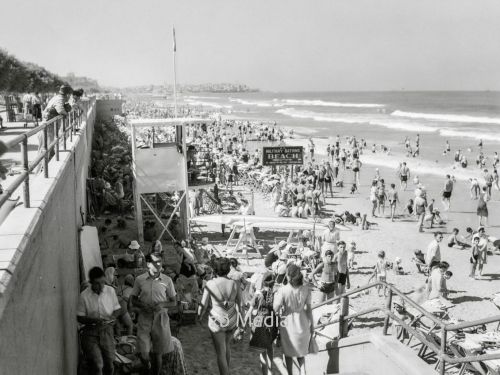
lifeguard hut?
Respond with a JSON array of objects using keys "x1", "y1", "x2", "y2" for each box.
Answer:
[{"x1": 130, "y1": 118, "x2": 208, "y2": 243}]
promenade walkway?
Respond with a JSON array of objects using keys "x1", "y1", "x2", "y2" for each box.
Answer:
[{"x1": 0, "y1": 120, "x2": 40, "y2": 191}]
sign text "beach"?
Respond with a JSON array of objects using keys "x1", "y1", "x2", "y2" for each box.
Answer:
[{"x1": 262, "y1": 146, "x2": 304, "y2": 166}]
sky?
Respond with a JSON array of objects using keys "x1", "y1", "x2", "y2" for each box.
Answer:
[{"x1": 1, "y1": 0, "x2": 500, "y2": 91}]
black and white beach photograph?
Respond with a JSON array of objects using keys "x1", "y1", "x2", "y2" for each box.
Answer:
[{"x1": 1, "y1": 1, "x2": 500, "y2": 374}]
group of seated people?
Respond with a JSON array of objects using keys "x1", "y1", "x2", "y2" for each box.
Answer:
[{"x1": 79, "y1": 233, "x2": 233, "y2": 375}]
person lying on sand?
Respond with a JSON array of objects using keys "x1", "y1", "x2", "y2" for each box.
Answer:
[{"x1": 447, "y1": 228, "x2": 471, "y2": 249}]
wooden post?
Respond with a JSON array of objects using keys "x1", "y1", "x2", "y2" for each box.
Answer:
[
  {"x1": 338, "y1": 296, "x2": 349, "y2": 339},
  {"x1": 251, "y1": 189, "x2": 254, "y2": 214},
  {"x1": 383, "y1": 288, "x2": 393, "y2": 335},
  {"x1": 131, "y1": 125, "x2": 144, "y2": 242},
  {"x1": 439, "y1": 329, "x2": 447, "y2": 375}
]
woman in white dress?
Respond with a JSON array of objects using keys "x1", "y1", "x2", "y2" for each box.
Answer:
[{"x1": 273, "y1": 264, "x2": 314, "y2": 375}]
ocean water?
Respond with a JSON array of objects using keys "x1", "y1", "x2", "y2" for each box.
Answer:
[{"x1": 181, "y1": 91, "x2": 500, "y2": 181}]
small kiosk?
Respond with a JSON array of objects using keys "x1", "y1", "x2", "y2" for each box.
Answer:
[{"x1": 130, "y1": 118, "x2": 208, "y2": 242}]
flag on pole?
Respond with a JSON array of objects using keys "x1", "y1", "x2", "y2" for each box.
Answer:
[{"x1": 173, "y1": 27, "x2": 176, "y2": 52}]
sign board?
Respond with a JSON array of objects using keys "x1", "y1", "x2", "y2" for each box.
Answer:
[{"x1": 262, "y1": 146, "x2": 304, "y2": 166}]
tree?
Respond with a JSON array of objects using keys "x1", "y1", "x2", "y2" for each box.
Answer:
[{"x1": 0, "y1": 48, "x2": 67, "y2": 93}]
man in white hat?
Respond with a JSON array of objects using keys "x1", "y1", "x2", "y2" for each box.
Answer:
[
  {"x1": 128, "y1": 240, "x2": 145, "y2": 268},
  {"x1": 130, "y1": 253, "x2": 177, "y2": 374}
]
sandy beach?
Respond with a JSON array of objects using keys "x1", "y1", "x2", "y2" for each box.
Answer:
[{"x1": 182, "y1": 130, "x2": 500, "y2": 374}]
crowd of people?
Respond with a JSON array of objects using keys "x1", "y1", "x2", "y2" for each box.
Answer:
[{"x1": 77, "y1": 97, "x2": 500, "y2": 375}]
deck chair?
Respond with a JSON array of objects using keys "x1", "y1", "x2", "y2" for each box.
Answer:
[
  {"x1": 420, "y1": 331, "x2": 457, "y2": 371},
  {"x1": 411, "y1": 256, "x2": 429, "y2": 275},
  {"x1": 405, "y1": 313, "x2": 437, "y2": 351},
  {"x1": 449, "y1": 340, "x2": 488, "y2": 375}
]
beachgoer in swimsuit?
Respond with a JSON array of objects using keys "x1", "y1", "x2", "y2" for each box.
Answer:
[
  {"x1": 399, "y1": 162, "x2": 410, "y2": 190},
  {"x1": 442, "y1": 175, "x2": 453, "y2": 211},
  {"x1": 387, "y1": 183, "x2": 399, "y2": 221}
]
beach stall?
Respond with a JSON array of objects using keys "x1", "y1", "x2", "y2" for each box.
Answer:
[{"x1": 130, "y1": 118, "x2": 209, "y2": 242}]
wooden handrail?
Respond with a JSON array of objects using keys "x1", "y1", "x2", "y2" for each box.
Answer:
[{"x1": 310, "y1": 280, "x2": 500, "y2": 373}]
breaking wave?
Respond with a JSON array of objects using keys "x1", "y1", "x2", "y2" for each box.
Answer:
[
  {"x1": 440, "y1": 129, "x2": 500, "y2": 142},
  {"x1": 184, "y1": 99, "x2": 232, "y2": 109},
  {"x1": 228, "y1": 98, "x2": 282, "y2": 107},
  {"x1": 185, "y1": 95, "x2": 222, "y2": 99},
  {"x1": 392, "y1": 110, "x2": 500, "y2": 125},
  {"x1": 279, "y1": 98, "x2": 385, "y2": 108},
  {"x1": 276, "y1": 108, "x2": 436, "y2": 133}
]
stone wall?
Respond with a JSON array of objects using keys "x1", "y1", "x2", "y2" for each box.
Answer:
[{"x1": 0, "y1": 103, "x2": 96, "y2": 374}]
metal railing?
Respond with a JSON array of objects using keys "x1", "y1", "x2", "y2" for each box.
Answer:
[
  {"x1": 0, "y1": 98, "x2": 96, "y2": 209},
  {"x1": 312, "y1": 281, "x2": 500, "y2": 374}
]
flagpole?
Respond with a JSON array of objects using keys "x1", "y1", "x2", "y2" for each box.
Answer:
[
  {"x1": 173, "y1": 26, "x2": 178, "y2": 117},
  {"x1": 173, "y1": 26, "x2": 190, "y2": 238}
]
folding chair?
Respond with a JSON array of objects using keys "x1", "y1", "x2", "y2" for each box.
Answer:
[
  {"x1": 449, "y1": 340, "x2": 488, "y2": 375},
  {"x1": 411, "y1": 257, "x2": 429, "y2": 275}
]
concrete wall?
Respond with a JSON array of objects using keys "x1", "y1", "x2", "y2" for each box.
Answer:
[{"x1": 0, "y1": 102, "x2": 96, "y2": 375}]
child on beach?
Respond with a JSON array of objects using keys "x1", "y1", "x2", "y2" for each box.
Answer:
[
  {"x1": 414, "y1": 192, "x2": 427, "y2": 232},
  {"x1": 347, "y1": 241, "x2": 356, "y2": 270},
  {"x1": 354, "y1": 212, "x2": 363, "y2": 226},
  {"x1": 370, "y1": 180, "x2": 378, "y2": 217},
  {"x1": 470, "y1": 178, "x2": 480, "y2": 199},
  {"x1": 470, "y1": 236, "x2": 481, "y2": 278},
  {"x1": 406, "y1": 199, "x2": 414, "y2": 215},
  {"x1": 387, "y1": 183, "x2": 399, "y2": 221},
  {"x1": 376, "y1": 179, "x2": 387, "y2": 217},
  {"x1": 368, "y1": 250, "x2": 388, "y2": 297},
  {"x1": 394, "y1": 257, "x2": 404, "y2": 275}
]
